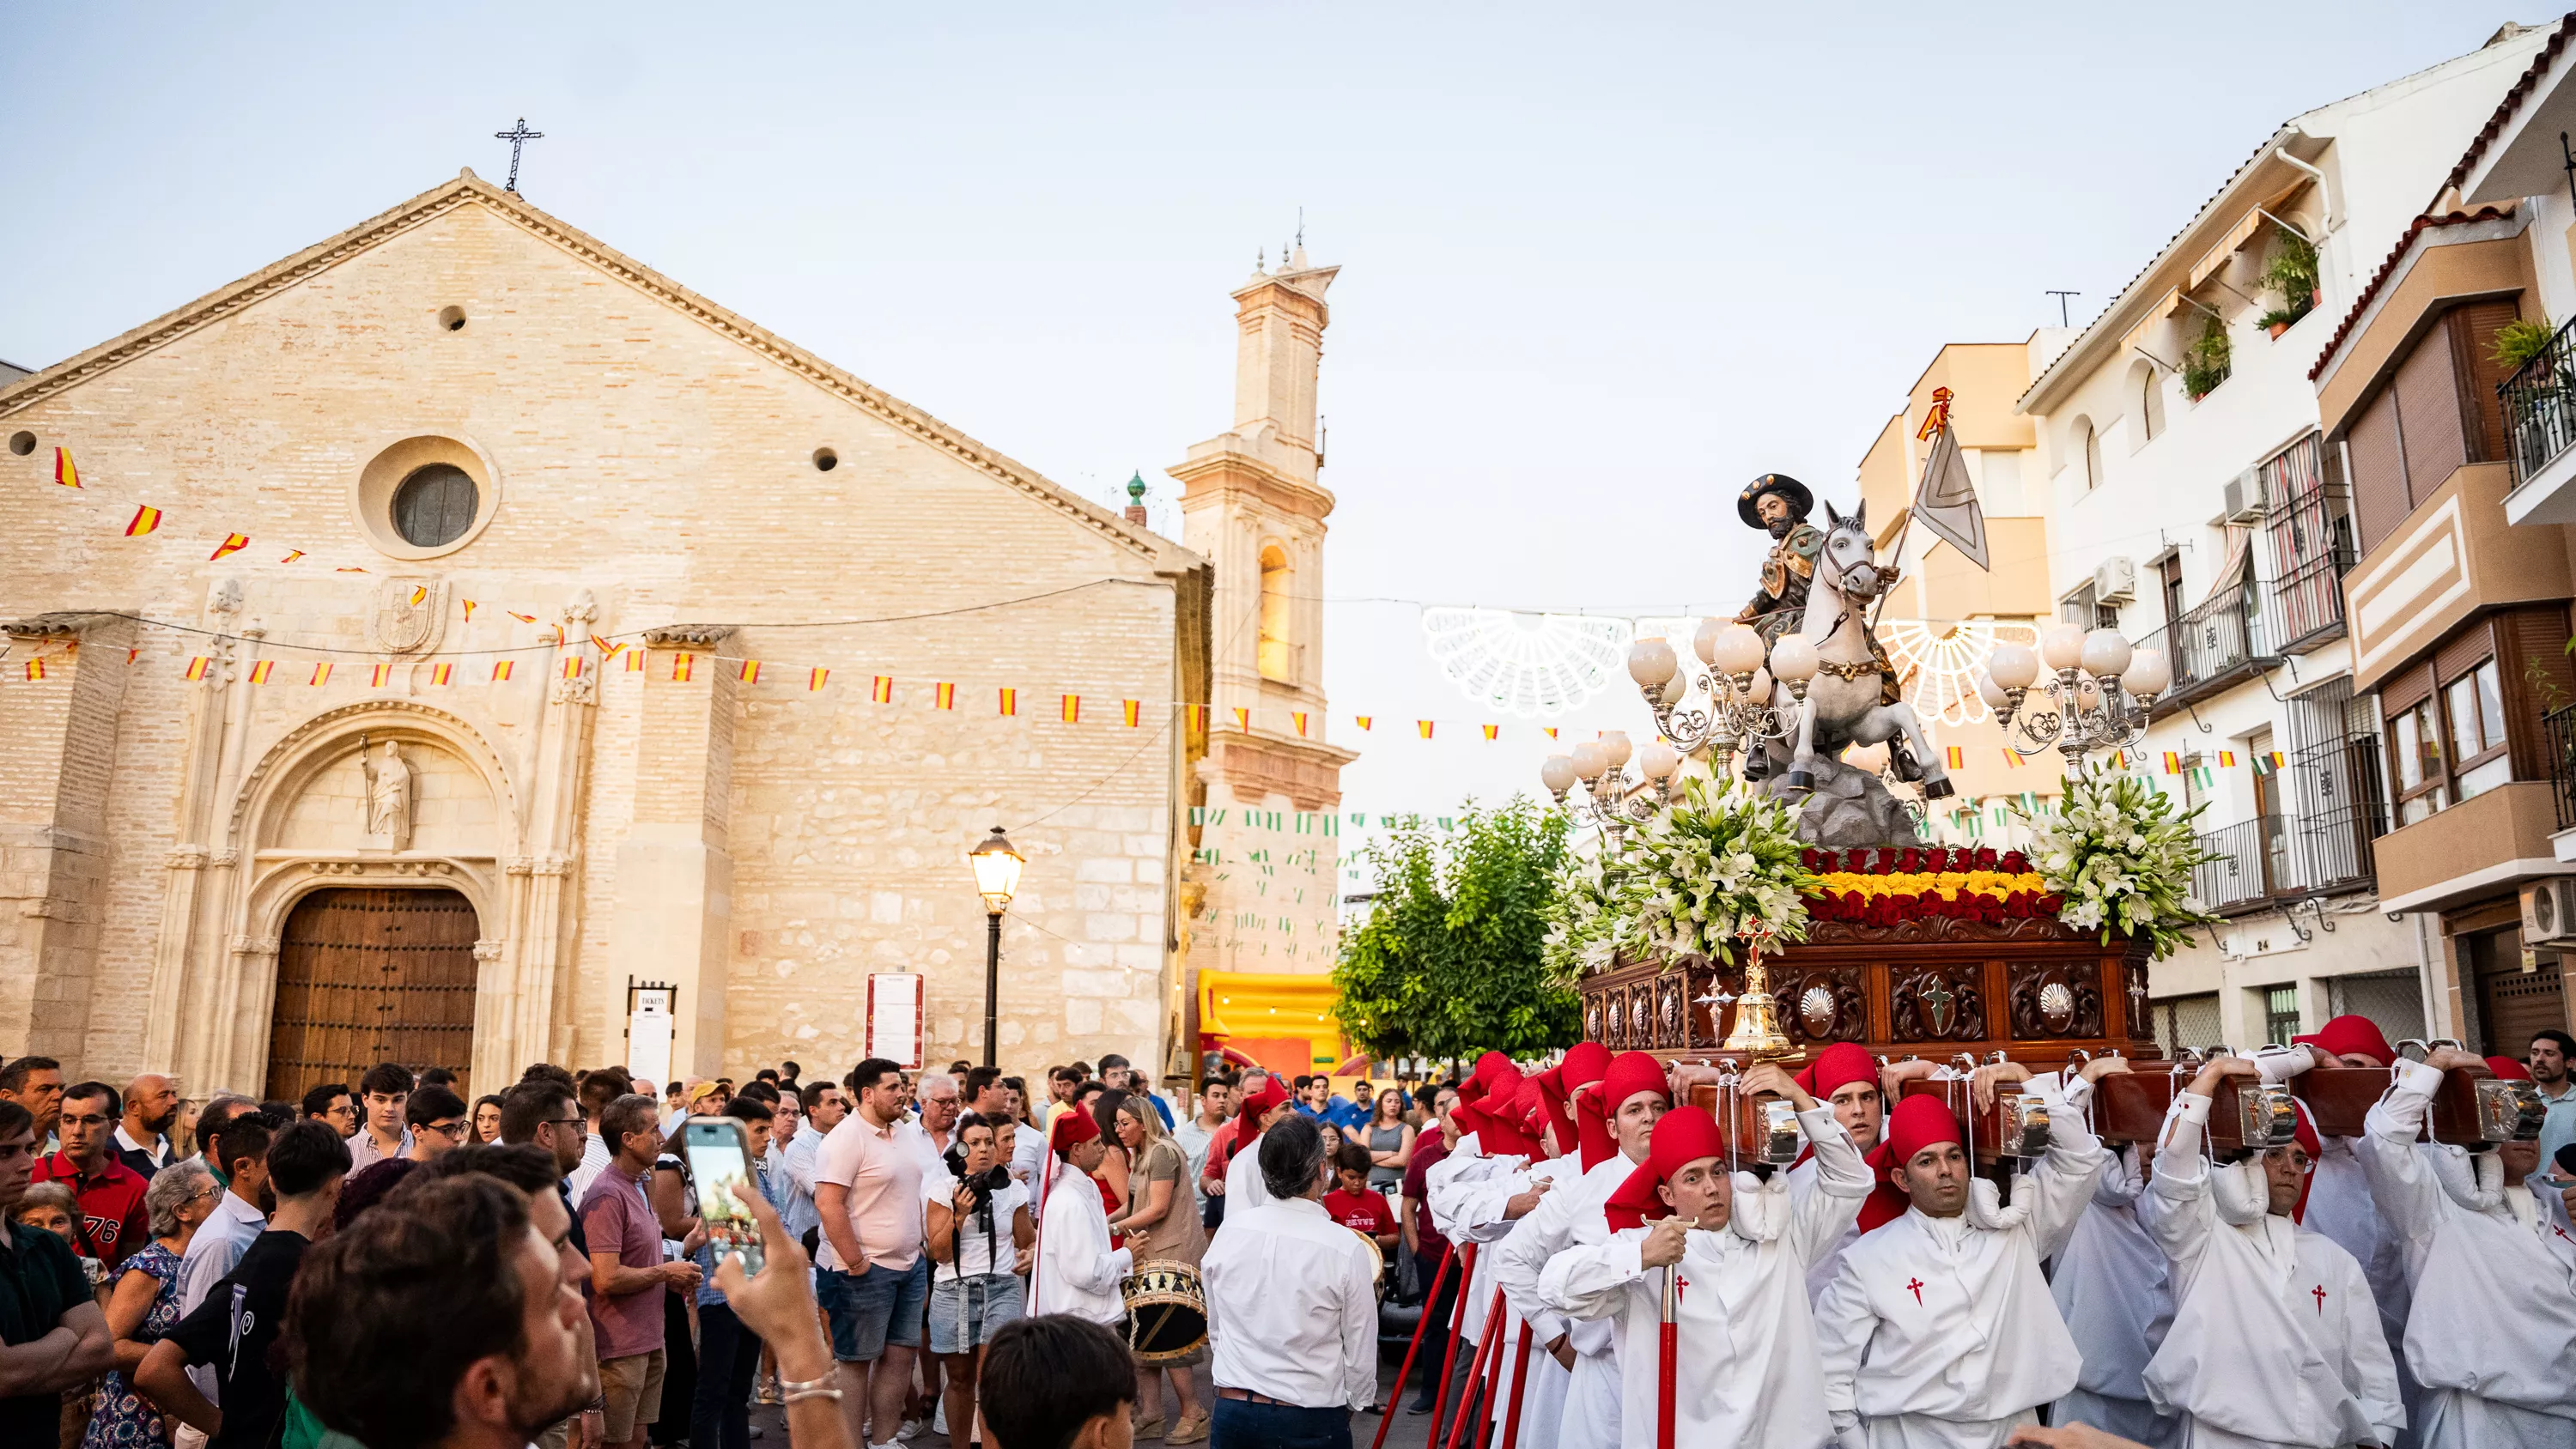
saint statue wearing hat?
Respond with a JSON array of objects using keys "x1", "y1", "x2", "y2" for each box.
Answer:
[{"x1": 1735, "y1": 474, "x2": 1904, "y2": 709}]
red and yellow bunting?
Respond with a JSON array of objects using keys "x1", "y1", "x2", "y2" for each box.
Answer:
[
  {"x1": 1944, "y1": 746, "x2": 1965, "y2": 769},
  {"x1": 808, "y1": 667, "x2": 829, "y2": 692},
  {"x1": 624, "y1": 648, "x2": 645, "y2": 672},
  {"x1": 1543, "y1": 727, "x2": 1558, "y2": 739},
  {"x1": 210, "y1": 533, "x2": 250, "y2": 561},
  {"x1": 279, "y1": 550, "x2": 305, "y2": 565},
  {"x1": 184, "y1": 657, "x2": 210, "y2": 682},
  {"x1": 22, "y1": 659, "x2": 45, "y2": 682},
  {"x1": 935, "y1": 682, "x2": 956, "y2": 710},
  {"x1": 738, "y1": 660, "x2": 762, "y2": 684},
  {"x1": 371, "y1": 664, "x2": 393, "y2": 688},
  {"x1": 430, "y1": 664, "x2": 453, "y2": 686},
  {"x1": 309, "y1": 663, "x2": 332, "y2": 686},
  {"x1": 1060, "y1": 694, "x2": 1079, "y2": 724},
  {"x1": 1186, "y1": 705, "x2": 1206, "y2": 733},
  {"x1": 491, "y1": 660, "x2": 514, "y2": 682},
  {"x1": 561, "y1": 657, "x2": 583, "y2": 680},
  {"x1": 124, "y1": 505, "x2": 161, "y2": 537},
  {"x1": 1291, "y1": 712, "x2": 1309, "y2": 737},
  {"x1": 1122, "y1": 699, "x2": 1141, "y2": 727},
  {"x1": 1481, "y1": 724, "x2": 1498, "y2": 741},
  {"x1": 998, "y1": 687, "x2": 1017, "y2": 717},
  {"x1": 247, "y1": 659, "x2": 274, "y2": 684},
  {"x1": 872, "y1": 676, "x2": 895, "y2": 704},
  {"x1": 671, "y1": 654, "x2": 694, "y2": 682},
  {"x1": 463, "y1": 601, "x2": 477, "y2": 621},
  {"x1": 1354, "y1": 716, "x2": 1373, "y2": 731},
  {"x1": 407, "y1": 585, "x2": 428, "y2": 606},
  {"x1": 1417, "y1": 720, "x2": 1434, "y2": 739},
  {"x1": 509, "y1": 611, "x2": 537, "y2": 624},
  {"x1": 53, "y1": 447, "x2": 79, "y2": 488},
  {"x1": 1231, "y1": 706, "x2": 1249, "y2": 731}
]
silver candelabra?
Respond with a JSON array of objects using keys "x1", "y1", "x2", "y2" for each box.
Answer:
[{"x1": 1977, "y1": 622, "x2": 2168, "y2": 767}]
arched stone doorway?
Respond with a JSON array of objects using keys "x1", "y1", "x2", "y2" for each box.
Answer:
[{"x1": 264, "y1": 887, "x2": 482, "y2": 1101}]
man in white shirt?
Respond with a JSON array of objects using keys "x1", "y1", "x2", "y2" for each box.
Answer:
[
  {"x1": 2355, "y1": 1046, "x2": 2576, "y2": 1447},
  {"x1": 1540, "y1": 1070, "x2": 1871, "y2": 1449},
  {"x1": 908, "y1": 1072, "x2": 962, "y2": 1184},
  {"x1": 1426, "y1": 1060, "x2": 1561, "y2": 1444},
  {"x1": 114, "y1": 1074, "x2": 181, "y2": 1179},
  {"x1": 781, "y1": 1080, "x2": 846, "y2": 1250},
  {"x1": 2045, "y1": 1141, "x2": 2174, "y2": 1447},
  {"x1": 1202, "y1": 1113, "x2": 1377, "y2": 1449},
  {"x1": 176, "y1": 1110, "x2": 271, "y2": 1314},
  {"x1": 1497, "y1": 1050, "x2": 1663, "y2": 1449},
  {"x1": 1815, "y1": 1062, "x2": 2118, "y2": 1447},
  {"x1": 1030, "y1": 1106, "x2": 1130, "y2": 1324},
  {"x1": 1223, "y1": 1076, "x2": 1294, "y2": 1214},
  {"x1": 567, "y1": 1068, "x2": 631, "y2": 1202},
  {"x1": 1173, "y1": 1078, "x2": 1232, "y2": 1217},
  {"x1": 1786, "y1": 1045, "x2": 1935, "y2": 1307},
  {"x1": 2142, "y1": 1055, "x2": 2399, "y2": 1449}
]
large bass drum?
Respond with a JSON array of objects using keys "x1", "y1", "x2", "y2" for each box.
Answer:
[{"x1": 1121, "y1": 1261, "x2": 1209, "y2": 1366}]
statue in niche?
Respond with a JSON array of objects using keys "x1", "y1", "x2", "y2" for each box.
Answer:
[{"x1": 357, "y1": 736, "x2": 413, "y2": 850}]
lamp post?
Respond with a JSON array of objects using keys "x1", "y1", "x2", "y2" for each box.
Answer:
[{"x1": 967, "y1": 827, "x2": 1025, "y2": 1069}]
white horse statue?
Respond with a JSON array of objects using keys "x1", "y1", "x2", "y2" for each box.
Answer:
[{"x1": 1755, "y1": 500, "x2": 1956, "y2": 801}]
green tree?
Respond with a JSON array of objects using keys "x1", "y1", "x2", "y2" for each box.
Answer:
[{"x1": 1332, "y1": 797, "x2": 1581, "y2": 1061}]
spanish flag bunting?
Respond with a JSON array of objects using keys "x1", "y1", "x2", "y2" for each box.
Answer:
[
  {"x1": 1291, "y1": 711, "x2": 1308, "y2": 737},
  {"x1": 124, "y1": 505, "x2": 161, "y2": 537},
  {"x1": 335, "y1": 566, "x2": 366, "y2": 573},
  {"x1": 935, "y1": 682, "x2": 955, "y2": 710},
  {"x1": 247, "y1": 659, "x2": 274, "y2": 684},
  {"x1": 431, "y1": 663, "x2": 453, "y2": 686},
  {"x1": 1060, "y1": 694, "x2": 1080, "y2": 724},
  {"x1": 210, "y1": 533, "x2": 250, "y2": 561},
  {"x1": 22, "y1": 659, "x2": 44, "y2": 682},
  {"x1": 998, "y1": 687, "x2": 1017, "y2": 716},
  {"x1": 561, "y1": 656, "x2": 583, "y2": 680},
  {"x1": 872, "y1": 676, "x2": 894, "y2": 704},
  {"x1": 52, "y1": 447, "x2": 78, "y2": 488},
  {"x1": 623, "y1": 648, "x2": 644, "y2": 672},
  {"x1": 739, "y1": 661, "x2": 762, "y2": 684},
  {"x1": 125, "y1": 647, "x2": 139, "y2": 665},
  {"x1": 2269, "y1": 749, "x2": 2287, "y2": 768},
  {"x1": 590, "y1": 634, "x2": 618, "y2": 658},
  {"x1": 492, "y1": 660, "x2": 514, "y2": 682},
  {"x1": 1543, "y1": 727, "x2": 1558, "y2": 740},
  {"x1": 1187, "y1": 704, "x2": 1206, "y2": 732},
  {"x1": 1481, "y1": 724, "x2": 1499, "y2": 742},
  {"x1": 1122, "y1": 699, "x2": 1141, "y2": 727},
  {"x1": 808, "y1": 668, "x2": 829, "y2": 692},
  {"x1": 1232, "y1": 706, "x2": 1249, "y2": 731},
  {"x1": 2002, "y1": 749, "x2": 2026, "y2": 768},
  {"x1": 1355, "y1": 716, "x2": 1373, "y2": 731},
  {"x1": 278, "y1": 550, "x2": 304, "y2": 565},
  {"x1": 672, "y1": 654, "x2": 694, "y2": 682},
  {"x1": 509, "y1": 611, "x2": 537, "y2": 624},
  {"x1": 463, "y1": 601, "x2": 477, "y2": 621},
  {"x1": 2217, "y1": 749, "x2": 2237, "y2": 767},
  {"x1": 2162, "y1": 751, "x2": 2182, "y2": 774},
  {"x1": 1417, "y1": 720, "x2": 1435, "y2": 740},
  {"x1": 370, "y1": 664, "x2": 392, "y2": 687},
  {"x1": 408, "y1": 585, "x2": 428, "y2": 606},
  {"x1": 1944, "y1": 745, "x2": 1965, "y2": 769},
  {"x1": 309, "y1": 663, "x2": 332, "y2": 686},
  {"x1": 184, "y1": 657, "x2": 210, "y2": 682}
]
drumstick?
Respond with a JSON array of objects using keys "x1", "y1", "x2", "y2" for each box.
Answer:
[
  {"x1": 1495, "y1": 1319, "x2": 1534, "y2": 1449},
  {"x1": 1443, "y1": 1288, "x2": 1508, "y2": 1449},
  {"x1": 1420, "y1": 1243, "x2": 1477, "y2": 1449}
]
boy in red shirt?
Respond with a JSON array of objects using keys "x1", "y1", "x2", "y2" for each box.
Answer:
[{"x1": 1321, "y1": 1143, "x2": 1399, "y2": 1252}]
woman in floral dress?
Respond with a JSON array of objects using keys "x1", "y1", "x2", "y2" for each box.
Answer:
[{"x1": 82, "y1": 1161, "x2": 217, "y2": 1449}]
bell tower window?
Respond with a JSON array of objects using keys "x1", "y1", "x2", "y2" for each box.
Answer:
[{"x1": 1258, "y1": 544, "x2": 1295, "y2": 682}]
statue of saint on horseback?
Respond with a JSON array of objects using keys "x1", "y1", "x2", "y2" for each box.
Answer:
[{"x1": 1732, "y1": 474, "x2": 1955, "y2": 805}]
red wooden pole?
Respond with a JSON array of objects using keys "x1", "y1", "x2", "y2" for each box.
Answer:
[
  {"x1": 1368, "y1": 1243, "x2": 1455, "y2": 1449},
  {"x1": 1444, "y1": 1288, "x2": 1508, "y2": 1449},
  {"x1": 1419, "y1": 1243, "x2": 1479, "y2": 1449},
  {"x1": 1495, "y1": 1319, "x2": 1536, "y2": 1449},
  {"x1": 1657, "y1": 1265, "x2": 1678, "y2": 1449}
]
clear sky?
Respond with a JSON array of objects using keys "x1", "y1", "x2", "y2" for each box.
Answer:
[{"x1": 0, "y1": 3, "x2": 2531, "y2": 879}]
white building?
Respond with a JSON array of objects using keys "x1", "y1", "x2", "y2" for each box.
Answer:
[{"x1": 2012, "y1": 23, "x2": 2556, "y2": 1052}]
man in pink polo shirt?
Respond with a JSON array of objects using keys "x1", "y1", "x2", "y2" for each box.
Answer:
[{"x1": 815, "y1": 1057, "x2": 927, "y2": 1449}]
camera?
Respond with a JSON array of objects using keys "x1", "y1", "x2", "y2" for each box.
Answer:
[{"x1": 943, "y1": 1144, "x2": 1014, "y2": 1226}]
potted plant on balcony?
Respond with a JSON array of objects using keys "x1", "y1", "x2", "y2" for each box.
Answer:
[
  {"x1": 2259, "y1": 232, "x2": 2321, "y2": 326},
  {"x1": 2183, "y1": 315, "x2": 2233, "y2": 402},
  {"x1": 2493, "y1": 317, "x2": 2560, "y2": 374},
  {"x1": 2494, "y1": 318, "x2": 2570, "y2": 476}
]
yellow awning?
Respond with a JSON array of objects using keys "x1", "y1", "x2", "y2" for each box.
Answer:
[
  {"x1": 1197, "y1": 970, "x2": 1343, "y2": 1041},
  {"x1": 2188, "y1": 209, "x2": 2268, "y2": 291}
]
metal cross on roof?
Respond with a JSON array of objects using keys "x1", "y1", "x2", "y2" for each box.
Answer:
[{"x1": 494, "y1": 118, "x2": 544, "y2": 194}]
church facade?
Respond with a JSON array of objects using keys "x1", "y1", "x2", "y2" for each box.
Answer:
[{"x1": 0, "y1": 171, "x2": 1345, "y2": 1097}]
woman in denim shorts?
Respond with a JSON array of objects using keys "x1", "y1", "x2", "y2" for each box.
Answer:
[{"x1": 922, "y1": 1112, "x2": 1032, "y2": 1449}]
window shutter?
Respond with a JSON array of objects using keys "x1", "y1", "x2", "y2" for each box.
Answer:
[
  {"x1": 2392, "y1": 319, "x2": 2469, "y2": 505},
  {"x1": 2449, "y1": 297, "x2": 2524, "y2": 463},
  {"x1": 2347, "y1": 387, "x2": 2409, "y2": 555}
]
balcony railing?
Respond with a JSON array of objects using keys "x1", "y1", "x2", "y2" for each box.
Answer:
[
  {"x1": 2546, "y1": 702, "x2": 2576, "y2": 831},
  {"x1": 2503, "y1": 316, "x2": 2576, "y2": 485},
  {"x1": 2151, "y1": 583, "x2": 2281, "y2": 710},
  {"x1": 2193, "y1": 816, "x2": 2280, "y2": 915},
  {"x1": 2260, "y1": 433, "x2": 2354, "y2": 654}
]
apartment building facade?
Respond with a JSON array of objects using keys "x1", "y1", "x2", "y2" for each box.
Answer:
[
  {"x1": 2312, "y1": 18, "x2": 2576, "y2": 1056},
  {"x1": 2003, "y1": 24, "x2": 2554, "y2": 1052}
]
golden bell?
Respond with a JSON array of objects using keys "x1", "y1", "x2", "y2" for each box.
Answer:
[{"x1": 1720, "y1": 941, "x2": 1801, "y2": 1063}]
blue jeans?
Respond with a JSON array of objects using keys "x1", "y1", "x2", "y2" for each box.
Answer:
[
  {"x1": 1212, "y1": 1397, "x2": 1351, "y2": 1449},
  {"x1": 815, "y1": 1258, "x2": 930, "y2": 1362},
  {"x1": 690, "y1": 1302, "x2": 763, "y2": 1449}
]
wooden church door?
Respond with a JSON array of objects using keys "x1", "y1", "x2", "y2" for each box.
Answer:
[{"x1": 264, "y1": 888, "x2": 480, "y2": 1101}]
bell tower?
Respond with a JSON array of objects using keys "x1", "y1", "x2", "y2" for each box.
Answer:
[{"x1": 1170, "y1": 243, "x2": 1357, "y2": 993}]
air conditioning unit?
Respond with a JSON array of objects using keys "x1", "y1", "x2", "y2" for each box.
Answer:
[
  {"x1": 2520, "y1": 878, "x2": 2576, "y2": 949},
  {"x1": 2093, "y1": 555, "x2": 2138, "y2": 603},
  {"x1": 2221, "y1": 468, "x2": 2268, "y2": 523}
]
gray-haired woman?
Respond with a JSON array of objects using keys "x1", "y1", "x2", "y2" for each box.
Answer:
[{"x1": 82, "y1": 1159, "x2": 217, "y2": 1449}]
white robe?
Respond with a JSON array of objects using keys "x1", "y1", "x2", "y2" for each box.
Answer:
[
  {"x1": 1223, "y1": 1127, "x2": 1273, "y2": 1213},
  {"x1": 1494, "y1": 1153, "x2": 1640, "y2": 1449},
  {"x1": 1437, "y1": 1143, "x2": 1571, "y2": 1440},
  {"x1": 1814, "y1": 1072, "x2": 2109, "y2": 1448},
  {"x1": 1031, "y1": 1159, "x2": 1131, "y2": 1325},
  {"x1": 1539, "y1": 1104, "x2": 1871, "y2": 1449},
  {"x1": 2047, "y1": 1145, "x2": 2178, "y2": 1447},
  {"x1": 1788, "y1": 1152, "x2": 1865, "y2": 1307},
  {"x1": 1427, "y1": 1134, "x2": 1522, "y2": 1347},
  {"x1": 2142, "y1": 1092, "x2": 2400, "y2": 1449},
  {"x1": 2358, "y1": 1059, "x2": 2576, "y2": 1448}
]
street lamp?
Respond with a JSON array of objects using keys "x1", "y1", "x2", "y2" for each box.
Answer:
[{"x1": 966, "y1": 827, "x2": 1025, "y2": 1068}]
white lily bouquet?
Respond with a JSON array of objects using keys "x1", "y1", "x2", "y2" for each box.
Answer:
[
  {"x1": 1545, "y1": 775, "x2": 1817, "y2": 980},
  {"x1": 2014, "y1": 766, "x2": 2218, "y2": 960}
]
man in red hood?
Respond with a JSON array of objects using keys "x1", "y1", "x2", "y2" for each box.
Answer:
[
  {"x1": 1425, "y1": 1058, "x2": 1563, "y2": 1444},
  {"x1": 1783, "y1": 1044, "x2": 1929, "y2": 1306}
]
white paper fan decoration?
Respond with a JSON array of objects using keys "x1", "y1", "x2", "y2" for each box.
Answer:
[
  {"x1": 1879, "y1": 618, "x2": 2041, "y2": 727},
  {"x1": 1421, "y1": 609, "x2": 1635, "y2": 718}
]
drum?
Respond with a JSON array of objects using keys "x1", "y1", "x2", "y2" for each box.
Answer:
[
  {"x1": 1350, "y1": 1224, "x2": 1388, "y2": 1288},
  {"x1": 1122, "y1": 1261, "x2": 1209, "y2": 1366}
]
